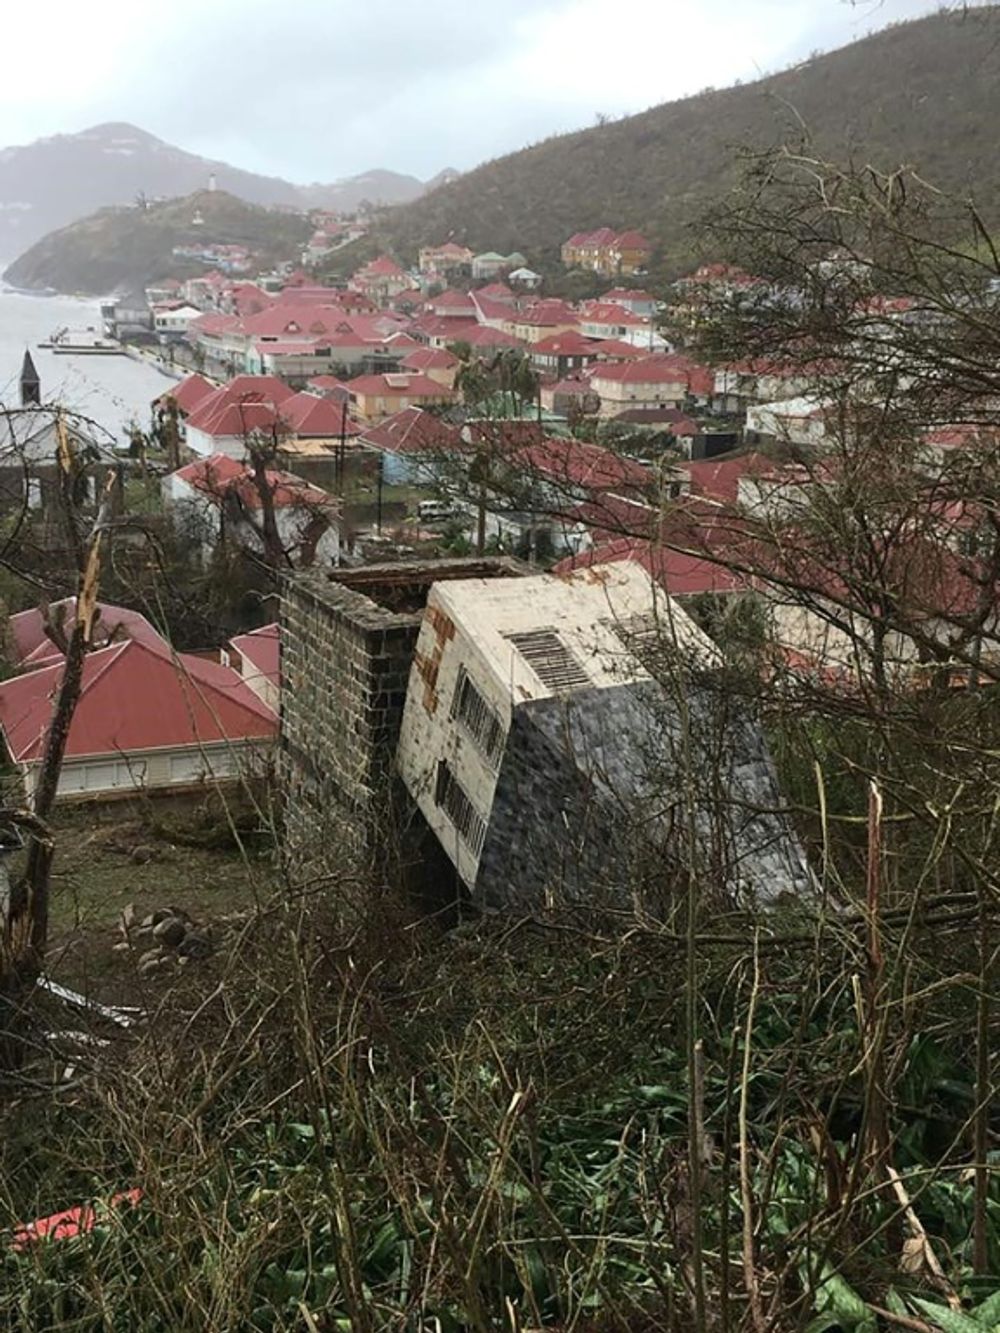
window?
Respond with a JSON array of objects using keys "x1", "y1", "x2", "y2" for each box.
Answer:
[
  {"x1": 434, "y1": 761, "x2": 487, "y2": 856},
  {"x1": 505, "y1": 628, "x2": 590, "y2": 691},
  {"x1": 450, "y1": 667, "x2": 505, "y2": 767}
]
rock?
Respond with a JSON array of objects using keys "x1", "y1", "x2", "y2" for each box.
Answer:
[
  {"x1": 138, "y1": 953, "x2": 168, "y2": 977},
  {"x1": 142, "y1": 908, "x2": 173, "y2": 929},
  {"x1": 137, "y1": 947, "x2": 163, "y2": 969},
  {"x1": 152, "y1": 916, "x2": 186, "y2": 948},
  {"x1": 130, "y1": 845, "x2": 158, "y2": 864},
  {"x1": 176, "y1": 930, "x2": 211, "y2": 959},
  {"x1": 120, "y1": 902, "x2": 136, "y2": 931},
  {"x1": 112, "y1": 940, "x2": 132, "y2": 954}
]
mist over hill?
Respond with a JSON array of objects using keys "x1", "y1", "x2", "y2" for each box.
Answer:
[
  {"x1": 0, "y1": 122, "x2": 446, "y2": 260},
  {"x1": 378, "y1": 7, "x2": 1000, "y2": 274}
]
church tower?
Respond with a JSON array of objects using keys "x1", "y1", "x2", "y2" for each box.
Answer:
[{"x1": 19, "y1": 350, "x2": 40, "y2": 407}]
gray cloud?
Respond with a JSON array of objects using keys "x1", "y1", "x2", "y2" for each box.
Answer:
[{"x1": 2, "y1": 0, "x2": 963, "y2": 183}]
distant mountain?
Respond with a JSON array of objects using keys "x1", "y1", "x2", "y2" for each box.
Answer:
[
  {"x1": 3, "y1": 190, "x2": 312, "y2": 297},
  {"x1": 380, "y1": 7, "x2": 1000, "y2": 276},
  {"x1": 0, "y1": 122, "x2": 448, "y2": 259},
  {"x1": 299, "y1": 169, "x2": 449, "y2": 214}
]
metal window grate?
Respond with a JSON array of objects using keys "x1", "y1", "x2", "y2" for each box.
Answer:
[
  {"x1": 451, "y1": 667, "x2": 506, "y2": 767},
  {"x1": 505, "y1": 628, "x2": 590, "y2": 691},
  {"x1": 435, "y1": 761, "x2": 487, "y2": 856}
]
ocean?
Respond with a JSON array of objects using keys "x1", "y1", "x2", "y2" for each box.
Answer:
[{"x1": 0, "y1": 287, "x2": 171, "y2": 447}]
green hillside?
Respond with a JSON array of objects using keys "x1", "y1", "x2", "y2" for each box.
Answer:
[
  {"x1": 3, "y1": 189, "x2": 311, "y2": 296},
  {"x1": 379, "y1": 6, "x2": 1000, "y2": 276}
]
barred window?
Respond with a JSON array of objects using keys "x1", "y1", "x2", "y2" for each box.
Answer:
[
  {"x1": 435, "y1": 760, "x2": 487, "y2": 856},
  {"x1": 451, "y1": 667, "x2": 506, "y2": 767},
  {"x1": 505, "y1": 628, "x2": 590, "y2": 691}
]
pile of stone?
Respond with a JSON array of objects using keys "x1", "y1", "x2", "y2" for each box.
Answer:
[{"x1": 115, "y1": 905, "x2": 213, "y2": 976}]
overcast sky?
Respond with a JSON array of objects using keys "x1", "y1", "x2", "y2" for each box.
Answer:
[{"x1": 0, "y1": 0, "x2": 961, "y2": 184}]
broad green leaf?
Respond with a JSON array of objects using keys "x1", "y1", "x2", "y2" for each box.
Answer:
[
  {"x1": 909, "y1": 1296, "x2": 988, "y2": 1333},
  {"x1": 970, "y1": 1290, "x2": 1000, "y2": 1326}
]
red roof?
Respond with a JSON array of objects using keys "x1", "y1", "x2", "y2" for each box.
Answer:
[
  {"x1": 555, "y1": 540, "x2": 745, "y2": 597},
  {"x1": 9, "y1": 599, "x2": 167, "y2": 670},
  {"x1": 347, "y1": 372, "x2": 452, "y2": 399},
  {"x1": 0, "y1": 638, "x2": 276, "y2": 764},
  {"x1": 159, "y1": 373, "x2": 216, "y2": 415},
  {"x1": 682, "y1": 452, "x2": 770, "y2": 504},
  {"x1": 614, "y1": 230, "x2": 651, "y2": 251},
  {"x1": 357, "y1": 408, "x2": 461, "y2": 456},
  {"x1": 359, "y1": 255, "x2": 407, "y2": 278},
  {"x1": 185, "y1": 377, "x2": 296, "y2": 437},
  {"x1": 590, "y1": 354, "x2": 708, "y2": 388},
  {"x1": 186, "y1": 397, "x2": 284, "y2": 438},
  {"x1": 230, "y1": 624, "x2": 280, "y2": 689},
  {"x1": 220, "y1": 375, "x2": 294, "y2": 403},
  {"x1": 476, "y1": 282, "x2": 515, "y2": 302},
  {"x1": 515, "y1": 437, "x2": 653, "y2": 494},
  {"x1": 402, "y1": 347, "x2": 459, "y2": 372},
  {"x1": 462, "y1": 325, "x2": 523, "y2": 350},
  {"x1": 531, "y1": 331, "x2": 599, "y2": 356},
  {"x1": 589, "y1": 339, "x2": 647, "y2": 359},
  {"x1": 173, "y1": 455, "x2": 336, "y2": 511},
  {"x1": 279, "y1": 392, "x2": 353, "y2": 436},
  {"x1": 429, "y1": 289, "x2": 476, "y2": 314},
  {"x1": 579, "y1": 302, "x2": 648, "y2": 327}
]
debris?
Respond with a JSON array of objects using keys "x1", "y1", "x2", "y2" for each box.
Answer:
[
  {"x1": 12, "y1": 1189, "x2": 143, "y2": 1251},
  {"x1": 176, "y1": 929, "x2": 211, "y2": 959},
  {"x1": 152, "y1": 916, "x2": 186, "y2": 948},
  {"x1": 39, "y1": 978, "x2": 140, "y2": 1029}
]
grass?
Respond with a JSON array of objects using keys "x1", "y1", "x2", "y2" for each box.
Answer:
[{"x1": 37, "y1": 793, "x2": 272, "y2": 1002}]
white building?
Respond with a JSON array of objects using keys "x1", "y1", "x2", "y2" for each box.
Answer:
[{"x1": 397, "y1": 562, "x2": 812, "y2": 910}]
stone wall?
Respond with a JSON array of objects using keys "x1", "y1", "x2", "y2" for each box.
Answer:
[{"x1": 280, "y1": 558, "x2": 525, "y2": 882}]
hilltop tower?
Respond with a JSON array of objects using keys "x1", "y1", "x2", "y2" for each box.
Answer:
[{"x1": 19, "y1": 350, "x2": 40, "y2": 407}]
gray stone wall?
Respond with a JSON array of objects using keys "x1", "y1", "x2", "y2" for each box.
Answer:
[{"x1": 280, "y1": 559, "x2": 525, "y2": 881}]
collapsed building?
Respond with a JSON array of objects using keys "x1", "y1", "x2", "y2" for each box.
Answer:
[{"x1": 280, "y1": 559, "x2": 812, "y2": 910}]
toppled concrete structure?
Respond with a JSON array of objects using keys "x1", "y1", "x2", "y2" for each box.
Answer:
[
  {"x1": 396, "y1": 561, "x2": 812, "y2": 909},
  {"x1": 280, "y1": 558, "x2": 526, "y2": 880}
]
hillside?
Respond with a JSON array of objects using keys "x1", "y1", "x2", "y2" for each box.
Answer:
[
  {"x1": 380, "y1": 6, "x2": 1000, "y2": 275},
  {"x1": 2, "y1": 190, "x2": 311, "y2": 296},
  {"x1": 0, "y1": 122, "x2": 445, "y2": 259}
]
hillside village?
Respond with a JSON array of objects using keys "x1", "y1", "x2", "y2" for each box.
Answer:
[{"x1": 0, "y1": 8, "x2": 998, "y2": 1330}]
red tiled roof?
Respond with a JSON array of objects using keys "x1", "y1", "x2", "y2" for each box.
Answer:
[
  {"x1": 555, "y1": 539, "x2": 746, "y2": 597},
  {"x1": 357, "y1": 406, "x2": 461, "y2": 456},
  {"x1": 158, "y1": 373, "x2": 216, "y2": 415},
  {"x1": 279, "y1": 392, "x2": 353, "y2": 436},
  {"x1": 429, "y1": 289, "x2": 476, "y2": 313},
  {"x1": 590, "y1": 354, "x2": 700, "y2": 386},
  {"x1": 0, "y1": 638, "x2": 276, "y2": 763},
  {"x1": 232, "y1": 623, "x2": 280, "y2": 682},
  {"x1": 347, "y1": 372, "x2": 452, "y2": 399},
  {"x1": 358, "y1": 254, "x2": 407, "y2": 278},
  {"x1": 515, "y1": 437, "x2": 654, "y2": 494},
  {"x1": 588, "y1": 338, "x2": 647, "y2": 359},
  {"x1": 402, "y1": 347, "x2": 460, "y2": 372},
  {"x1": 9, "y1": 599, "x2": 167, "y2": 669},
  {"x1": 579, "y1": 302, "x2": 648, "y2": 327},
  {"x1": 173, "y1": 453, "x2": 245, "y2": 492},
  {"x1": 186, "y1": 397, "x2": 284, "y2": 438},
  {"x1": 174, "y1": 454, "x2": 337, "y2": 511},
  {"x1": 230, "y1": 624, "x2": 279, "y2": 688},
  {"x1": 531, "y1": 331, "x2": 599, "y2": 356},
  {"x1": 476, "y1": 282, "x2": 515, "y2": 302},
  {"x1": 681, "y1": 452, "x2": 771, "y2": 504},
  {"x1": 461, "y1": 325, "x2": 523, "y2": 349}
]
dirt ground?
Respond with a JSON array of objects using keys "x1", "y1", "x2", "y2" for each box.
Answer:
[{"x1": 31, "y1": 791, "x2": 277, "y2": 1005}]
